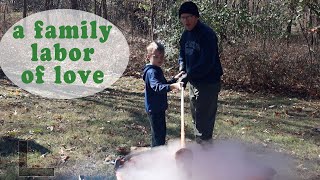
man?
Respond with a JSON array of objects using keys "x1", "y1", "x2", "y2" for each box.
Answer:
[{"x1": 178, "y1": 1, "x2": 223, "y2": 144}]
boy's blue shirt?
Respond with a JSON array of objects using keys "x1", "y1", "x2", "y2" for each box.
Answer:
[
  {"x1": 178, "y1": 21, "x2": 223, "y2": 83},
  {"x1": 143, "y1": 64, "x2": 175, "y2": 113}
]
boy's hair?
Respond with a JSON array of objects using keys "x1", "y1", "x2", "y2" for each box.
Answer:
[{"x1": 146, "y1": 41, "x2": 165, "y2": 57}]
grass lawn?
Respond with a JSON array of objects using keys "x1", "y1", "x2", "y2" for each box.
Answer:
[{"x1": 0, "y1": 76, "x2": 319, "y2": 179}]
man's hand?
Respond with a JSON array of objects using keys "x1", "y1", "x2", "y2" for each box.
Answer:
[
  {"x1": 178, "y1": 73, "x2": 188, "y2": 88},
  {"x1": 179, "y1": 62, "x2": 186, "y2": 72},
  {"x1": 174, "y1": 71, "x2": 184, "y2": 80}
]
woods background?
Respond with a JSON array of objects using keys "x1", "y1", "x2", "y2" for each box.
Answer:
[{"x1": 0, "y1": 0, "x2": 319, "y2": 98}]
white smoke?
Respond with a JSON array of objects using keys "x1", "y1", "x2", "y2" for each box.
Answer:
[{"x1": 117, "y1": 140, "x2": 297, "y2": 180}]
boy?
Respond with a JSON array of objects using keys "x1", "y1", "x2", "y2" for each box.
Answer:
[{"x1": 143, "y1": 41, "x2": 182, "y2": 147}]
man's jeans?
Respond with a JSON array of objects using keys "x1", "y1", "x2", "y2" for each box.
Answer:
[{"x1": 189, "y1": 81, "x2": 221, "y2": 143}]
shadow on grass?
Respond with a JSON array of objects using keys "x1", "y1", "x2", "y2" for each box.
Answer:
[
  {"x1": 0, "y1": 68, "x2": 5, "y2": 79},
  {"x1": 81, "y1": 87, "x2": 191, "y2": 144},
  {"x1": 0, "y1": 137, "x2": 53, "y2": 178},
  {"x1": 0, "y1": 136, "x2": 51, "y2": 157},
  {"x1": 219, "y1": 94, "x2": 318, "y2": 133}
]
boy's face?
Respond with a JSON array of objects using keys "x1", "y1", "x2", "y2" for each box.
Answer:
[
  {"x1": 149, "y1": 50, "x2": 164, "y2": 67},
  {"x1": 180, "y1": 13, "x2": 198, "y2": 31}
]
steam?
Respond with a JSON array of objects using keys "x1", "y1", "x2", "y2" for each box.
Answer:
[{"x1": 117, "y1": 140, "x2": 296, "y2": 180}]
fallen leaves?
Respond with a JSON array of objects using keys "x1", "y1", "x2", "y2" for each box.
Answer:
[
  {"x1": 53, "y1": 114, "x2": 63, "y2": 122},
  {"x1": 64, "y1": 147, "x2": 76, "y2": 151},
  {"x1": 311, "y1": 110, "x2": 320, "y2": 118},
  {"x1": 6, "y1": 129, "x2": 19, "y2": 137},
  {"x1": 104, "y1": 154, "x2": 113, "y2": 163},
  {"x1": 47, "y1": 124, "x2": 66, "y2": 133},
  {"x1": 59, "y1": 148, "x2": 70, "y2": 163},
  {"x1": 284, "y1": 105, "x2": 318, "y2": 118},
  {"x1": 60, "y1": 155, "x2": 70, "y2": 163},
  {"x1": 223, "y1": 119, "x2": 239, "y2": 126},
  {"x1": 297, "y1": 164, "x2": 308, "y2": 170},
  {"x1": 47, "y1": 126, "x2": 54, "y2": 132},
  {"x1": 293, "y1": 131, "x2": 305, "y2": 136},
  {"x1": 40, "y1": 153, "x2": 49, "y2": 158},
  {"x1": 257, "y1": 112, "x2": 264, "y2": 117},
  {"x1": 263, "y1": 129, "x2": 270, "y2": 134},
  {"x1": 29, "y1": 128, "x2": 44, "y2": 135},
  {"x1": 312, "y1": 127, "x2": 320, "y2": 133},
  {"x1": 268, "y1": 105, "x2": 276, "y2": 109},
  {"x1": 116, "y1": 147, "x2": 130, "y2": 156},
  {"x1": 98, "y1": 146, "x2": 108, "y2": 152},
  {"x1": 130, "y1": 146, "x2": 150, "y2": 152},
  {"x1": 241, "y1": 126, "x2": 252, "y2": 131},
  {"x1": 7, "y1": 89, "x2": 21, "y2": 96},
  {"x1": 264, "y1": 138, "x2": 272, "y2": 143},
  {"x1": 124, "y1": 123, "x2": 148, "y2": 134},
  {"x1": 274, "y1": 111, "x2": 282, "y2": 117},
  {"x1": 240, "y1": 126, "x2": 252, "y2": 134}
]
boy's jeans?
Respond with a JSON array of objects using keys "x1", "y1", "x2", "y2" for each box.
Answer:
[
  {"x1": 189, "y1": 81, "x2": 221, "y2": 143},
  {"x1": 148, "y1": 111, "x2": 166, "y2": 147}
]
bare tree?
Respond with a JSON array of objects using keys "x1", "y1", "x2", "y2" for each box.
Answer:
[
  {"x1": 2, "y1": 2, "x2": 9, "y2": 31},
  {"x1": 101, "y1": 0, "x2": 107, "y2": 19},
  {"x1": 96, "y1": 0, "x2": 101, "y2": 16},
  {"x1": 23, "y1": 0, "x2": 27, "y2": 17},
  {"x1": 94, "y1": 0, "x2": 97, "y2": 14},
  {"x1": 70, "y1": 0, "x2": 79, "y2": 10},
  {"x1": 216, "y1": 0, "x2": 220, "y2": 7},
  {"x1": 150, "y1": 0, "x2": 154, "y2": 40},
  {"x1": 45, "y1": 0, "x2": 51, "y2": 10},
  {"x1": 57, "y1": 0, "x2": 61, "y2": 9}
]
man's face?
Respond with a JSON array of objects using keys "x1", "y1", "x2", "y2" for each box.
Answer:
[{"x1": 180, "y1": 13, "x2": 198, "y2": 31}]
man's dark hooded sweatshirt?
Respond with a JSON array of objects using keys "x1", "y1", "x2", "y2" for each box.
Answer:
[{"x1": 178, "y1": 21, "x2": 223, "y2": 83}]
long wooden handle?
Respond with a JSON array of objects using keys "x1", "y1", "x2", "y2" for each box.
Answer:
[{"x1": 181, "y1": 87, "x2": 185, "y2": 148}]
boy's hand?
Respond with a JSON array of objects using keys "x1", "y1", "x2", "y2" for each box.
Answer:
[
  {"x1": 174, "y1": 71, "x2": 184, "y2": 80},
  {"x1": 170, "y1": 82, "x2": 183, "y2": 92}
]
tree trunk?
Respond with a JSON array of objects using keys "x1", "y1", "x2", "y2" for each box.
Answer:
[
  {"x1": 150, "y1": 0, "x2": 154, "y2": 40},
  {"x1": 57, "y1": 0, "x2": 61, "y2": 9},
  {"x1": 240, "y1": 0, "x2": 248, "y2": 10},
  {"x1": 286, "y1": 0, "x2": 297, "y2": 43},
  {"x1": 216, "y1": 0, "x2": 220, "y2": 7},
  {"x1": 70, "y1": 0, "x2": 79, "y2": 10},
  {"x1": 51, "y1": 0, "x2": 54, "y2": 9},
  {"x1": 256, "y1": 0, "x2": 262, "y2": 14},
  {"x1": 45, "y1": 0, "x2": 50, "y2": 10},
  {"x1": 102, "y1": 0, "x2": 107, "y2": 19},
  {"x1": 232, "y1": 0, "x2": 236, "y2": 9},
  {"x1": 97, "y1": 0, "x2": 102, "y2": 16},
  {"x1": 3, "y1": 3, "x2": 8, "y2": 30},
  {"x1": 23, "y1": 0, "x2": 27, "y2": 18},
  {"x1": 78, "y1": 0, "x2": 83, "y2": 10}
]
